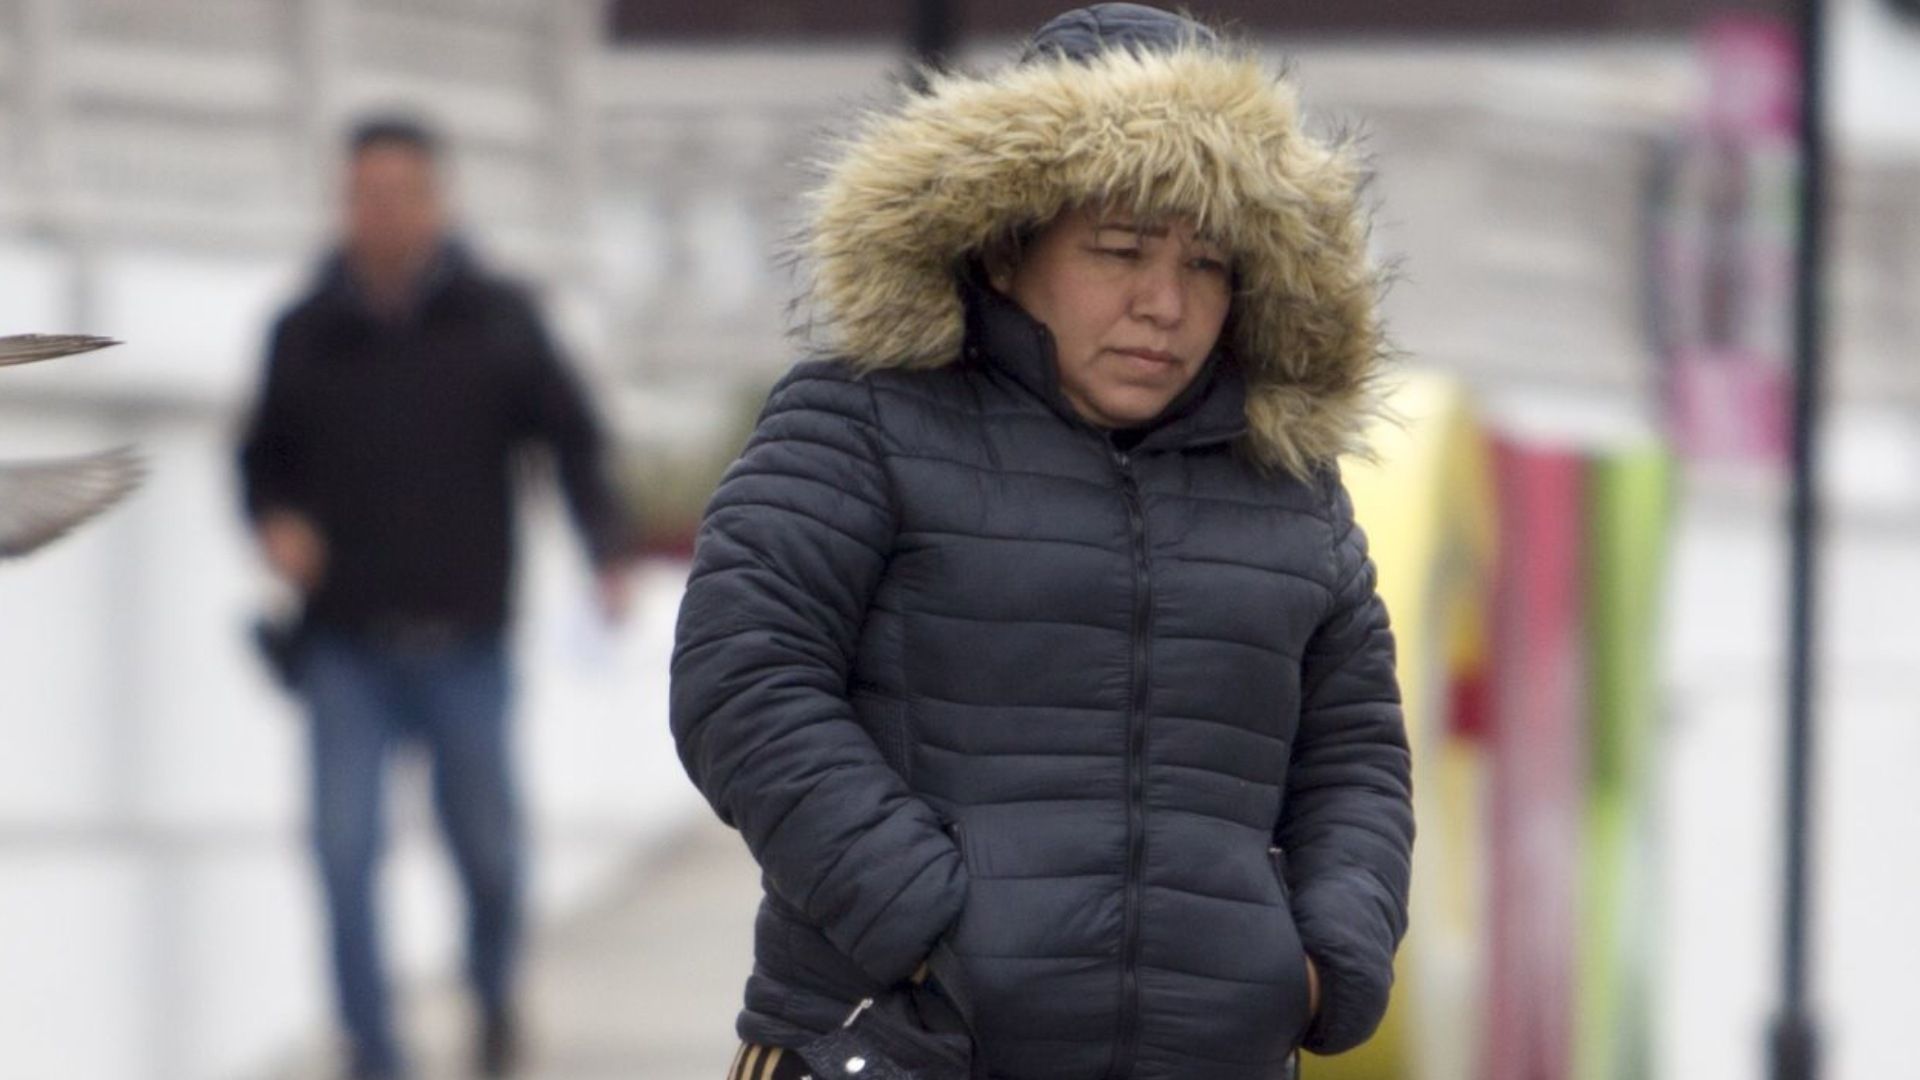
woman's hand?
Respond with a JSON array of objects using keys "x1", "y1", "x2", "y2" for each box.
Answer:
[{"x1": 1306, "y1": 955, "x2": 1322, "y2": 1019}]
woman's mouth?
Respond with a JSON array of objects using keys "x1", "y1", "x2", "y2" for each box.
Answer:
[{"x1": 1114, "y1": 347, "x2": 1179, "y2": 368}]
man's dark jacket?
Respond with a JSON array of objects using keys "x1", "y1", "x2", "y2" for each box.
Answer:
[
  {"x1": 238, "y1": 246, "x2": 622, "y2": 633},
  {"x1": 671, "y1": 290, "x2": 1413, "y2": 1080}
]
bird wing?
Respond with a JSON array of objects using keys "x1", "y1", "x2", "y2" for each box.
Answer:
[
  {"x1": 0, "y1": 447, "x2": 145, "y2": 558},
  {"x1": 0, "y1": 334, "x2": 120, "y2": 368}
]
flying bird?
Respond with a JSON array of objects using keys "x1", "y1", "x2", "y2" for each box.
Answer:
[
  {"x1": 0, "y1": 334, "x2": 144, "y2": 558},
  {"x1": 0, "y1": 334, "x2": 119, "y2": 368}
]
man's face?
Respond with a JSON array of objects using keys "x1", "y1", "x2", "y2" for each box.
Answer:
[{"x1": 344, "y1": 142, "x2": 445, "y2": 277}]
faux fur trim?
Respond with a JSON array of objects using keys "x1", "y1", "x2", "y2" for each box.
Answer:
[{"x1": 797, "y1": 43, "x2": 1390, "y2": 476}]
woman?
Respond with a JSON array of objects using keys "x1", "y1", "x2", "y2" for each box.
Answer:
[{"x1": 671, "y1": 6, "x2": 1414, "y2": 1079}]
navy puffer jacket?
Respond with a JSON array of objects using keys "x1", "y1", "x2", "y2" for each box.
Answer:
[{"x1": 672, "y1": 7, "x2": 1413, "y2": 1079}]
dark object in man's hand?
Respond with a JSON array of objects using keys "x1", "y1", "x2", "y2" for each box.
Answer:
[{"x1": 251, "y1": 614, "x2": 310, "y2": 690}]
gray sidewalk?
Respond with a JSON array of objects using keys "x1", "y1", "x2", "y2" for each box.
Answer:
[{"x1": 272, "y1": 816, "x2": 760, "y2": 1080}]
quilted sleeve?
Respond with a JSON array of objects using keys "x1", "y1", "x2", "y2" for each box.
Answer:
[
  {"x1": 1278, "y1": 477, "x2": 1415, "y2": 1056},
  {"x1": 237, "y1": 313, "x2": 309, "y2": 523},
  {"x1": 670, "y1": 361, "x2": 966, "y2": 986}
]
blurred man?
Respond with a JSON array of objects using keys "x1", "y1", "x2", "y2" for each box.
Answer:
[{"x1": 238, "y1": 117, "x2": 630, "y2": 1079}]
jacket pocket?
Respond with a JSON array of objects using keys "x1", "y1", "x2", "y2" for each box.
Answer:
[
  {"x1": 1268, "y1": 845, "x2": 1292, "y2": 902},
  {"x1": 1268, "y1": 845, "x2": 1314, "y2": 1048},
  {"x1": 943, "y1": 818, "x2": 974, "y2": 874}
]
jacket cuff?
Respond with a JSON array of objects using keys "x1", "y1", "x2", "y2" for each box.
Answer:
[
  {"x1": 245, "y1": 497, "x2": 299, "y2": 524},
  {"x1": 1294, "y1": 889, "x2": 1395, "y2": 1055},
  {"x1": 1300, "y1": 948, "x2": 1389, "y2": 1054}
]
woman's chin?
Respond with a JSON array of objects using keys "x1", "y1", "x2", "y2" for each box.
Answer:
[{"x1": 1087, "y1": 393, "x2": 1178, "y2": 430}]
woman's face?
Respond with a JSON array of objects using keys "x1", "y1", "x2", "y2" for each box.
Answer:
[{"x1": 994, "y1": 206, "x2": 1232, "y2": 429}]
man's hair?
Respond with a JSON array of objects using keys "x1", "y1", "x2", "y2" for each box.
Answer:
[{"x1": 347, "y1": 114, "x2": 442, "y2": 160}]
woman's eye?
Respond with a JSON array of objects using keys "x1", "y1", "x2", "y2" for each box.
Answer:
[
  {"x1": 1190, "y1": 256, "x2": 1230, "y2": 275},
  {"x1": 1095, "y1": 246, "x2": 1142, "y2": 260}
]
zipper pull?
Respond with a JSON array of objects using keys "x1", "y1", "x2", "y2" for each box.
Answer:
[{"x1": 841, "y1": 997, "x2": 875, "y2": 1028}]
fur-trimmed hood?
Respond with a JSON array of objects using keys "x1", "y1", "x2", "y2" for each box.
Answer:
[{"x1": 799, "y1": 7, "x2": 1389, "y2": 477}]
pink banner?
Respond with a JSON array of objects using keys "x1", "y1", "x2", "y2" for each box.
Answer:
[
  {"x1": 1483, "y1": 440, "x2": 1588, "y2": 1080},
  {"x1": 1655, "y1": 16, "x2": 1800, "y2": 464}
]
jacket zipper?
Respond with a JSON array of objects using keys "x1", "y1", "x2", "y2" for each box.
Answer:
[{"x1": 1107, "y1": 448, "x2": 1151, "y2": 1080}]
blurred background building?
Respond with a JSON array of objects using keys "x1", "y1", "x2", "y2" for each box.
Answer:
[{"x1": 1, "y1": 1, "x2": 1918, "y2": 1078}]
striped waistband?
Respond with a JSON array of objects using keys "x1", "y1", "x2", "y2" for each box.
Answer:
[{"x1": 728, "y1": 1042, "x2": 808, "y2": 1080}]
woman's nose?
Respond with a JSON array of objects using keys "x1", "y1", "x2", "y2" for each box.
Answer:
[{"x1": 1130, "y1": 259, "x2": 1186, "y2": 327}]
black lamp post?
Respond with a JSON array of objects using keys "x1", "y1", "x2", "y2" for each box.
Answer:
[{"x1": 1772, "y1": 0, "x2": 1828, "y2": 1076}]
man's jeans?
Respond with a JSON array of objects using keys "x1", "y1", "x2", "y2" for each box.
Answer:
[{"x1": 301, "y1": 628, "x2": 521, "y2": 1077}]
